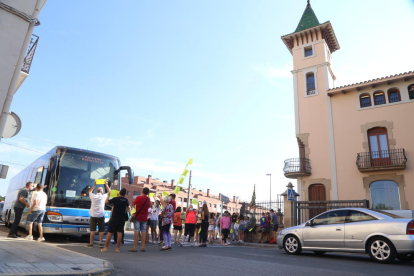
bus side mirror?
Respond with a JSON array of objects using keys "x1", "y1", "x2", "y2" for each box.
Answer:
[{"x1": 118, "y1": 166, "x2": 134, "y2": 184}]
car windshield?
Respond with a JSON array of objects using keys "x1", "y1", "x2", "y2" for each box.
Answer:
[
  {"x1": 50, "y1": 150, "x2": 119, "y2": 209},
  {"x1": 370, "y1": 209, "x2": 404, "y2": 218}
]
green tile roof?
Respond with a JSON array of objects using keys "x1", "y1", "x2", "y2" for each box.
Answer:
[{"x1": 295, "y1": 3, "x2": 320, "y2": 33}]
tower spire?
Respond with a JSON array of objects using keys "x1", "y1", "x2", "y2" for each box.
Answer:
[
  {"x1": 295, "y1": 1, "x2": 320, "y2": 32},
  {"x1": 307, "y1": 0, "x2": 310, "y2": 7}
]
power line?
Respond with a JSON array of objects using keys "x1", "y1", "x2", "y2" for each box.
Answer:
[
  {"x1": 18, "y1": 134, "x2": 59, "y2": 145},
  {"x1": 0, "y1": 141, "x2": 45, "y2": 154},
  {"x1": 0, "y1": 161, "x2": 27, "y2": 167}
]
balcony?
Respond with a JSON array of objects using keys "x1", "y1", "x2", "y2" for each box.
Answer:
[
  {"x1": 284, "y1": 158, "x2": 311, "y2": 178},
  {"x1": 16, "y1": 34, "x2": 39, "y2": 91},
  {"x1": 356, "y1": 149, "x2": 407, "y2": 172}
]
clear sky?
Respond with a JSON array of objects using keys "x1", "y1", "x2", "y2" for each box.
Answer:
[{"x1": 1, "y1": 0, "x2": 414, "y2": 202}]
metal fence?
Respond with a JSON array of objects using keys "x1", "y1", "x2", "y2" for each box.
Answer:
[
  {"x1": 356, "y1": 148, "x2": 407, "y2": 170},
  {"x1": 293, "y1": 199, "x2": 370, "y2": 225},
  {"x1": 21, "y1": 34, "x2": 39, "y2": 74}
]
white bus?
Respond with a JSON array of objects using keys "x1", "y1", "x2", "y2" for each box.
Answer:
[{"x1": 2, "y1": 146, "x2": 134, "y2": 236}]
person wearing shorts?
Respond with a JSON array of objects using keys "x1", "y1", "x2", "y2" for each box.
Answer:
[
  {"x1": 180, "y1": 204, "x2": 197, "y2": 246},
  {"x1": 86, "y1": 181, "x2": 110, "y2": 248},
  {"x1": 208, "y1": 213, "x2": 215, "y2": 244},
  {"x1": 26, "y1": 184, "x2": 47, "y2": 241},
  {"x1": 130, "y1": 187, "x2": 151, "y2": 252},
  {"x1": 101, "y1": 188, "x2": 130, "y2": 253},
  {"x1": 173, "y1": 207, "x2": 183, "y2": 244}
]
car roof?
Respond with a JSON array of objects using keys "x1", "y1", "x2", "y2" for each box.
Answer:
[{"x1": 319, "y1": 208, "x2": 393, "y2": 219}]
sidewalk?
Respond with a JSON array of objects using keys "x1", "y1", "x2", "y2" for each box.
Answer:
[{"x1": 0, "y1": 231, "x2": 113, "y2": 276}]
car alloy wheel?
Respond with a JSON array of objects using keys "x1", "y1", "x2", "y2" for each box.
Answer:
[
  {"x1": 368, "y1": 238, "x2": 396, "y2": 263},
  {"x1": 284, "y1": 235, "x2": 302, "y2": 255},
  {"x1": 396, "y1": 253, "x2": 414, "y2": 263}
]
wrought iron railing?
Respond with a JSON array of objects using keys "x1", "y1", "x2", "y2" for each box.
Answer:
[
  {"x1": 21, "y1": 34, "x2": 39, "y2": 74},
  {"x1": 356, "y1": 148, "x2": 407, "y2": 169},
  {"x1": 283, "y1": 158, "x2": 311, "y2": 175},
  {"x1": 306, "y1": 82, "x2": 316, "y2": 95}
]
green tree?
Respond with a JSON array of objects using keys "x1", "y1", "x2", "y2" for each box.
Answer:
[{"x1": 0, "y1": 195, "x2": 5, "y2": 201}]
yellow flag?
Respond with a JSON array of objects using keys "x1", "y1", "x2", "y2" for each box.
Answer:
[
  {"x1": 132, "y1": 206, "x2": 136, "y2": 214},
  {"x1": 178, "y1": 177, "x2": 184, "y2": 184},
  {"x1": 174, "y1": 186, "x2": 180, "y2": 194},
  {"x1": 198, "y1": 227, "x2": 202, "y2": 234},
  {"x1": 192, "y1": 199, "x2": 198, "y2": 205},
  {"x1": 110, "y1": 190, "x2": 119, "y2": 198},
  {"x1": 187, "y1": 158, "x2": 193, "y2": 165},
  {"x1": 162, "y1": 191, "x2": 169, "y2": 197},
  {"x1": 149, "y1": 193, "x2": 154, "y2": 198},
  {"x1": 182, "y1": 169, "x2": 189, "y2": 176}
]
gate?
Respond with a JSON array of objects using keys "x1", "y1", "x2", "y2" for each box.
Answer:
[{"x1": 293, "y1": 200, "x2": 369, "y2": 226}]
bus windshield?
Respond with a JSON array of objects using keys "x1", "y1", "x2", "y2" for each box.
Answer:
[{"x1": 51, "y1": 150, "x2": 119, "y2": 208}]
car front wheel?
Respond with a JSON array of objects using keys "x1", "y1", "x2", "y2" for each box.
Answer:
[
  {"x1": 368, "y1": 237, "x2": 396, "y2": 264},
  {"x1": 396, "y1": 253, "x2": 414, "y2": 262},
  {"x1": 283, "y1": 235, "x2": 302, "y2": 255}
]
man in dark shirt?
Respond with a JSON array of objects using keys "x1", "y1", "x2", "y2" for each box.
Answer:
[
  {"x1": 270, "y1": 209, "x2": 279, "y2": 242},
  {"x1": 8, "y1": 182, "x2": 33, "y2": 238},
  {"x1": 102, "y1": 188, "x2": 130, "y2": 252}
]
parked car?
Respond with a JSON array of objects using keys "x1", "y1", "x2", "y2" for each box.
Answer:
[{"x1": 277, "y1": 208, "x2": 414, "y2": 263}]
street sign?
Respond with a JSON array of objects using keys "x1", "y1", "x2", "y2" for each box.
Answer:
[
  {"x1": 288, "y1": 189, "x2": 296, "y2": 201},
  {"x1": 220, "y1": 194, "x2": 230, "y2": 204}
]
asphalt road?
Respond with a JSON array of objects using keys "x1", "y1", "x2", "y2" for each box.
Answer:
[{"x1": 2, "y1": 225, "x2": 414, "y2": 276}]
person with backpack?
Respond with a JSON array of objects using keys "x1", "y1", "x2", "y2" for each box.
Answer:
[
  {"x1": 173, "y1": 207, "x2": 183, "y2": 244},
  {"x1": 129, "y1": 187, "x2": 151, "y2": 252},
  {"x1": 258, "y1": 212, "x2": 266, "y2": 243},
  {"x1": 8, "y1": 182, "x2": 33, "y2": 238},
  {"x1": 270, "y1": 209, "x2": 279, "y2": 244}
]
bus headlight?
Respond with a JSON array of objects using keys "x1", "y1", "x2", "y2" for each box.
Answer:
[{"x1": 47, "y1": 211, "x2": 63, "y2": 222}]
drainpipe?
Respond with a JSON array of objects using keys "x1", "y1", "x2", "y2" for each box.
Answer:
[{"x1": 0, "y1": 0, "x2": 44, "y2": 141}]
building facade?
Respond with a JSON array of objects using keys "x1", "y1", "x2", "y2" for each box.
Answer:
[
  {"x1": 0, "y1": 0, "x2": 46, "y2": 140},
  {"x1": 282, "y1": 3, "x2": 414, "y2": 212},
  {"x1": 120, "y1": 174, "x2": 242, "y2": 214}
]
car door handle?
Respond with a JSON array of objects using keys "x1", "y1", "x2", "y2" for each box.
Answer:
[{"x1": 336, "y1": 228, "x2": 342, "y2": 231}]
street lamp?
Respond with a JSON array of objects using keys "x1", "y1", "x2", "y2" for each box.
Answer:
[{"x1": 266, "y1": 174, "x2": 271, "y2": 210}]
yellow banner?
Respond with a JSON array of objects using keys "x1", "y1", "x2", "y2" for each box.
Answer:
[
  {"x1": 174, "y1": 186, "x2": 180, "y2": 194},
  {"x1": 192, "y1": 199, "x2": 198, "y2": 205},
  {"x1": 149, "y1": 193, "x2": 155, "y2": 198},
  {"x1": 162, "y1": 191, "x2": 169, "y2": 197},
  {"x1": 182, "y1": 169, "x2": 188, "y2": 176},
  {"x1": 110, "y1": 190, "x2": 119, "y2": 198},
  {"x1": 178, "y1": 177, "x2": 184, "y2": 184},
  {"x1": 187, "y1": 158, "x2": 193, "y2": 165}
]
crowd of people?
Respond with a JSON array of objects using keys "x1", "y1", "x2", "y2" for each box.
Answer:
[
  {"x1": 6, "y1": 180, "x2": 279, "y2": 253},
  {"x1": 87, "y1": 185, "x2": 280, "y2": 252}
]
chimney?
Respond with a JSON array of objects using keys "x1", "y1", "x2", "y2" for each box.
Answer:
[
  {"x1": 233, "y1": 196, "x2": 235, "y2": 203},
  {"x1": 171, "y1": 179, "x2": 175, "y2": 187},
  {"x1": 219, "y1": 193, "x2": 221, "y2": 200},
  {"x1": 147, "y1": 175, "x2": 152, "y2": 184},
  {"x1": 207, "y1": 189, "x2": 210, "y2": 197},
  {"x1": 199, "y1": 189, "x2": 202, "y2": 192}
]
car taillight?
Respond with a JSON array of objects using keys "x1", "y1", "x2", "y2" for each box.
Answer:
[{"x1": 407, "y1": 220, "x2": 414, "y2": 235}]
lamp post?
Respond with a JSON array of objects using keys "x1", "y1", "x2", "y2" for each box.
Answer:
[{"x1": 266, "y1": 174, "x2": 271, "y2": 210}]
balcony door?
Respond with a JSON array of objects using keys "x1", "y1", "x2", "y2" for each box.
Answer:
[
  {"x1": 309, "y1": 184, "x2": 326, "y2": 218},
  {"x1": 368, "y1": 127, "x2": 391, "y2": 166}
]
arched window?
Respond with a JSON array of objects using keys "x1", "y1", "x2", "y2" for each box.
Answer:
[
  {"x1": 306, "y1": 73, "x2": 315, "y2": 95},
  {"x1": 359, "y1": 93, "x2": 371, "y2": 108},
  {"x1": 408, "y1": 84, "x2": 414, "y2": 100},
  {"x1": 370, "y1": 180, "x2": 400, "y2": 210},
  {"x1": 387, "y1": 88, "x2": 401, "y2": 103},
  {"x1": 368, "y1": 127, "x2": 390, "y2": 165},
  {"x1": 373, "y1": 91, "x2": 386, "y2": 105}
]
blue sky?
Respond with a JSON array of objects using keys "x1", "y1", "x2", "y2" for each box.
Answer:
[{"x1": 1, "y1": 0, "x2": 414, "y2": 201}]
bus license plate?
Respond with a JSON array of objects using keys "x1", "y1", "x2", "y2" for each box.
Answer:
[{"x1": 78, "y1": 228, "x2": 89, "y2": 232}]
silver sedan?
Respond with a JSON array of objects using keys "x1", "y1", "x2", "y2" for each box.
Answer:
[{"x1": 277, "y1": 208, "x2": 414, "y2": 263}]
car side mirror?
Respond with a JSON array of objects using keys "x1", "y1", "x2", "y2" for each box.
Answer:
[{"x1": 306, "y1": 220, "x2": 314, "y2": 227}]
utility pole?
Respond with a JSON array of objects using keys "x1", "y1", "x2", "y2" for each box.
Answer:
[{"x1": 186, "y1": 170, "x2": 192, "y2": 209}]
